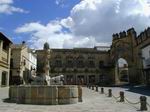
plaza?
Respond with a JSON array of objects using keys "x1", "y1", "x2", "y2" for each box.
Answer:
[
  {"x1": 0, "y1": 86, "x2": 150, "y2": 112},
  {"x1": 0, "y1": 0, "x2": 150, "y2": 112}
]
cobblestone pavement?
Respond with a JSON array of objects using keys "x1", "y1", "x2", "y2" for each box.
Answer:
[{"x1": 0, "y1": 86, "x2": 150, "y2": 112}]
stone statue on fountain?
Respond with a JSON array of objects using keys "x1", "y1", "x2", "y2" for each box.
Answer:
[
  {"x1": 30, "y1": 42, "x2": 64, "y2": 85},
  {"x1": 30, "y1": 42, "x2": 51, "y2": 85}
]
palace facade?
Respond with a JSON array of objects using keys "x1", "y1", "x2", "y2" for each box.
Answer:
[
  {"x1": 37, "y1": 47, "x2": 113, "y2": 85},
  {"x1": 36, "y1": 27, "x2": 150, "y2": 85}
]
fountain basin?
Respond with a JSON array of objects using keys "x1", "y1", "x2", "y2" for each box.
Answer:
[{"x1": 9, "y1": 85, "x2": 81, "y2": 105}]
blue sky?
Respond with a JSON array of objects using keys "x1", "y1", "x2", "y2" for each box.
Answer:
[
  {"x1": 0, "y1": 0, "x2": 150, "y2": 49},
  {"x1": 0, "y1": 0, "x2": 80, "y2": 43}
]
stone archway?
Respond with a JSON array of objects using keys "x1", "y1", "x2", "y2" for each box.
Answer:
[{"x1": 110, "y1": 30, "x2": 139, "y2": 84}]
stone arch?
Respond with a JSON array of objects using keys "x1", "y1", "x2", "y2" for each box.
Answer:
[{"x1": 111, "y1": 38, "x2": 137, "y2": 84}]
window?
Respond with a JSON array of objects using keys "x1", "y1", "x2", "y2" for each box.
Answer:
[
  {"x1": 66, "y1": 60, "x2": 73, "y2": 68},
  {"x1": 99, "y1": 61, "x2": 104, "y2": 68},
  {"x1": 88, "y1": 60, "x2": 95, "y2": 68},
  {"x1": 77, "y1": 60, "x2": 84, "y2": 68},
  {"x1": 55, "y1": 60, "x2": 62, "y2": 67},
  {"x1": 2, "y1": 42, "x2": 8, "y2": 51},
  {"x1": 76, "y1": 55, "x2": 84, "y2": 68}
]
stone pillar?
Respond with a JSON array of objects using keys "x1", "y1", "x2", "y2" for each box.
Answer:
[
  {"x1": 89, "y1": 85, "x2": 91, "y2": 89},
  {"x1": 108, "y1": 89, "x2": 112, "y2": 97},
  {"x1": 95, "y1": 85, "x2": 98, "y2": 92},
  {"x1": 140, "y1": 96, "x2": 147, "y2": 111},
  {"x1": 115, "y1": 63, "x2": 120, "y2": 84},
  {"x1": 78, "y1": 86, "x2": 83, "y2": 102},
  {"x1": 101, "y1": 87, "x2": 104, "y2": 94},
  {"x1": 120, "y1": 91, "x2": 124, "y2": 102},
  {"x1": 92, "y1": 85, "x2": 94, "y2": 90}
]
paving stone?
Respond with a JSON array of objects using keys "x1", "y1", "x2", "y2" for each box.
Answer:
[{"x1": 0, "y1": 87, "x2": 149, "y2": 112}]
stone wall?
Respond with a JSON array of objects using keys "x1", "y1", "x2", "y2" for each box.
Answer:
[{"x1": 9, "y1": 85, "x2": 80, "y2": 105}]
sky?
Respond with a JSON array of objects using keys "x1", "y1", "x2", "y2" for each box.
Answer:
[{"x1": 0, "y1": 0, "x2": 150, "y2": 49}]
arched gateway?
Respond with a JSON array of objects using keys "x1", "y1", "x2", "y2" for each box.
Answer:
[{"x1": 110, "y1": 28, "x2": 142, "y2": 84}]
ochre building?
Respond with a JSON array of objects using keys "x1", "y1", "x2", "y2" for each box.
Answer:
[
  {"x1": 36, "y1": 47, "x2": 113, "y2": 85},
  {"x1": 0, "y1": 33, "x2": 12, "y2": 87}
]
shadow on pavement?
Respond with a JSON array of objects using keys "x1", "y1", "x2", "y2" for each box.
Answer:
[
  {"x1": 121, "y1": 85, "x2": 150, "y2": 96},
  {"x1": 3, "y1": 98, "x2": 16, "y2": 103}
]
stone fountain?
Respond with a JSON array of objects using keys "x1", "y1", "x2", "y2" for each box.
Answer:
[{"x1": 9, "y1": 43, "x2": 82, "y2": 105}]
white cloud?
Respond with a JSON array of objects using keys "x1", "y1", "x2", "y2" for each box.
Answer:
[
  {"x1": 15, "y1": 20, "x2": 97, "y2": 49},
  {"x1": 15, "y1": 0, "x2": 150, "y2": 49},
  {"x1": 0, "y1": 0, "x2": 28, "y2": 14},
  {"x1": 55, "y1": 0, "x2": 67, "y2": 8},
  {"x1": 0, "y1": 0, "x2": 13, "y2": 4},
  {"x1": 67, "y1": 0, "x2": 150, "y2": 42}
]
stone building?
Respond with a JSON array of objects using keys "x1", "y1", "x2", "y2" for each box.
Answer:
[
  {"x1": 137, "y1": 27, "x2": 150, "y2": 85},
  {"x1": 0, "y1": 32, "x2": 12, "y2": 87},
  {"x1": 110, "y1": 28, "x2": 138, "y2": 84},
  {"x1": 110, "y1": 27, "x2": 150, "y2": 85},
  {"x1": 10, "y1": 42, "x2": 37, "y2": 85},
  {"x1": 141, "y1": 44, "x2": 150, "y2": 85},
  {"x1": 37, "y1": 47, "x2": 113, "y2": 85},
  {"x1": 36, "y1": 27, "x2": 150, "y2": 86}
]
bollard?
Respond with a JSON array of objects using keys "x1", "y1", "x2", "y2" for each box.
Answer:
[
  {"x1": 92, "y1": 85, "x2": 94, "y2": 90},
  {"x1": 140, "y1": 96, "x2": 147, "y2": 111},
  {"x1": 78, "y1": 86, "x2": 83, "y2": 102},
  {"x1": 120, "y1": 91, "x2": 124, "y2": 102},
  {"x1": 89, "y1": 85, "x2": 91, "y2": 89},
  {"x1": 101, "y1": 87, "x2": 104, "y2": 94},
  {"x1": 108, "y1": 89, "x2": 112, "y2": 97},
  {"x1": 96, "y1": 85, "x2": 98, "y2": 92},
  {"x1": 86, "y1": 84, "x2": 88, "y2": 88}
]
